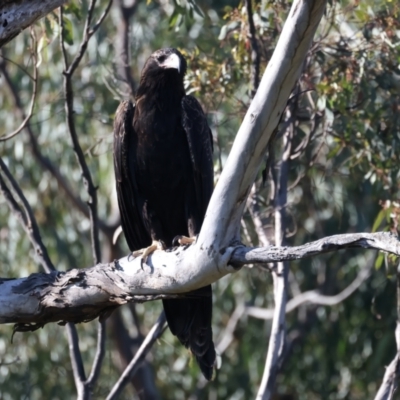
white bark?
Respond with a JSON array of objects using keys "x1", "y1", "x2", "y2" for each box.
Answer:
[
  {"x1": 1, "y1": 232, "x2": 399, "y2": 328},
  {"x1": 374, "y1": 325, "x2": 400, "y2": 400},
  {"x1": 0, "y1": 0, "x2": 68, "y2": 48},
  {"x1": 198, "y1": 0, "x2": 328, "y2": 253}
]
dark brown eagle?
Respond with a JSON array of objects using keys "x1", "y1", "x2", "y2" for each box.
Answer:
[{"x1": 113, "y1": 48, "x2": 216, "y2": 380}]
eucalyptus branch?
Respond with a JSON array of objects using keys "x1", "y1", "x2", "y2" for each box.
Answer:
[
  {"x1": 1, "y1": 231, "x2": 399, "y2": 328},
  {"x1": 0, "y1": 0, "x2": 67, "y2": 47}
]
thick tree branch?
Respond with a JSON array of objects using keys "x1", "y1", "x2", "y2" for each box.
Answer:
[
  {"x1": 374, "y1": 263, "x2": 400, "y2": 400},
  {"x1": 0, "y1": 0, "x2": 68, "y2": 48},
  {"x1": 0, "y1": 232, "x2": 399, "y2": 328},
  {"x1": 198, "y1": 0, "x2": 328, "y2": 259},
  {"x1": 257, "y1": 111, "x2": 293, "y2": 400},
  {"x1": 233, "y1": 232, "x2": 400, "y2": 264}
]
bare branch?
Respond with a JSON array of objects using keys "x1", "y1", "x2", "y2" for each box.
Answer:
[
  {"x1": 215, "y1": 304, "x2": 246, "y2": 355},
  {"x1": 0, "y1": 58, "x2": 116, "y2": 236},
  {"x1": 0, "y1": 157, "x2": 55, "y2": 273},
  {"x1": 115, "y1": 0, "x2": 137, "y2": 96},
  {"x1": 107, "y1": 312, "x2": 167, "y2": 400},
  {"x1": 233, "y1": 232, "x2": 400, "y2": 264},
  {"x1": 0, "y1": 30, "x2": 38, "y2": 142},
  {"x1": 86, "y1": 320, "x2": 106, "y2": 387},
  {"x1": 374, "y1": 353, "x2": 400, "y2": 400},
  {"x1": 109, "y1": 311, "x2": 161, "y2": 399},
  {"x1": 66, "y1": 323, "x2": 87, "y2": 399},
  {"x1": 0, "y1": 155, "x2": 87, "y2": 398},
  {"x1": 374, "y1": 263, "x2": 400, "y2": 400},
  {"x1": 0, "y1": 0, "x2": 67, "y2": 48},
  {"x1": 62, "y1": 0, "x2": 113, "y2": 76},
  {"x1": 245, "y1": 0, "x2": 260, "y2": 97},
  {"x1": 257, "y1": 108, "x2": 293, "y2": 399},
  {"x1": 59, "y1": 6, "x2": 104, "y2": 265},
  {"x1": 246, "y1": 260, "x2": 372, "y2": 320}
]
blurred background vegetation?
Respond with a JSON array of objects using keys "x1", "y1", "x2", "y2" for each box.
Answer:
[{"x1": 1, "y1": 0, "x2": 400, "y2": 399}]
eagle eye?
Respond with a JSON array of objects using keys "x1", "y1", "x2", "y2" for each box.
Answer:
[{"x1": 158, "y1": 55, "x2": 166, "y2": 63}]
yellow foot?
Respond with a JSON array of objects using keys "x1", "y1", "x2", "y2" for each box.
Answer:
[{"x1": 130, "y1": 240, "x2": 166, "y2": 267}]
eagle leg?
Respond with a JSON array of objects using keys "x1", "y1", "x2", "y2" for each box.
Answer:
[
  {"x1": 172, "y1": 235, "x2": 196, "y2": 246},
  {"x1": 129, "y1": 240, "x2": 166, "y2": 268}
]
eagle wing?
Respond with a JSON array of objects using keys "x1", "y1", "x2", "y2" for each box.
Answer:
[
  {"x1": 164, "y1": 95, "x2": 216, "y2": 380},
  {"x1": 181, "y1": 95, "x2": 214, "y2": 234},
  {"x1": 113, "y1": 100, "x2": 151, "y2": 250}
]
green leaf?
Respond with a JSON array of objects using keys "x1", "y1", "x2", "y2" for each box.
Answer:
[
  {"x1": 63, "y1": 16, "x2": 74, "y2": 45},
  {"x1": 64, "y1": 1, "x2": 82, "y2": 21},
  {"x1": 371, "y1": 208, "x2": 387, "y2": 233},
  {"x1": 375, "y1": 252, "x2": 384, "y2": 269}
]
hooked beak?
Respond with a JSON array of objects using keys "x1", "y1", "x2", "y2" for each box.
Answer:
[{"x1": 160, "y1": 53, "x2": 181, "y2": 73}]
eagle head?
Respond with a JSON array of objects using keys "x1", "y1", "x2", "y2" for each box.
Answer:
[{"x1": 140, "y1": 48, "x2": 187, "y2": 83}]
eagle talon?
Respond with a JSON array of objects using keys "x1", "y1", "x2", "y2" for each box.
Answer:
[
  {"x1": 173, "y1": 235, "x2": 197, "y2": 246},
  {"x1": 132, "y1": 240, "x2": 166, "y2": 269}
]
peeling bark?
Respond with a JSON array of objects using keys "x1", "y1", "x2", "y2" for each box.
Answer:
[
  {"x1": 1, "y1": 232, "x2": 399, "y2": 330},
  {"x1": 0, "y1": 0, "x2": 68, "y2": 48}
]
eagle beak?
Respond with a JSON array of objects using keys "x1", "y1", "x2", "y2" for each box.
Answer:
[{"x1": 160, "y1": 53, "x2": 181, "y2": 73}]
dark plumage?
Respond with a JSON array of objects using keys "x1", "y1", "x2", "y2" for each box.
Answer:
[{"x1": 113, "y1": 48, "x2": 216, "y2": 380}]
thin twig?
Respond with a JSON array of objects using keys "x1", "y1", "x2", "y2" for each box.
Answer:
[
  {"x1": 247, "y1": 260, "x2": 372, "y2": 320},
  {"x1": 256, "y1": 106, "x2": 294, "y2": 400},
  {"x1": 86, "y1": 320, "x2": 106, "y2": 386},
  {"x1": 109, "y1": 310, "x2": 161, "y2": 399},
  {"x1": 66, "y1": 323, "x2": 87, "y2": 399},
  {"x1": 0, "y1": 56, "x2": 116, "y2": 236},
  {"x1": 59, "y1": 3, "x2": 113, "y2": 396},
  {"x1": 216, "y1": 304, "x2": 246, "y2": 355},
  {"x1": 115, "y1": 0, "x2": 137, "y2": 96},
  {"x1": 245, "y1": 0, "x2": 260, "y2": 97},
  {"x1": 0, "y1": 30, "x2": 38, "y2": 142},
  {"x1": 106, "y1": 313, "x2": 167, "y2": 400},
  {"x1": 0, "y1": 157, "x2": 55, "y2": 273},
  {"x1": 59, "y1": 5, "x2": 103, "y2": 264}
]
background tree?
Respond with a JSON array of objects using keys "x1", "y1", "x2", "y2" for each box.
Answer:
[{"x1": 1, "y1": 0, "x2": 400, "y2": 399}]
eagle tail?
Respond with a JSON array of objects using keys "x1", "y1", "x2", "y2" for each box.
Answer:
[{"x1": 162, "y1": 285, "x2": 216, "y2": 380}]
